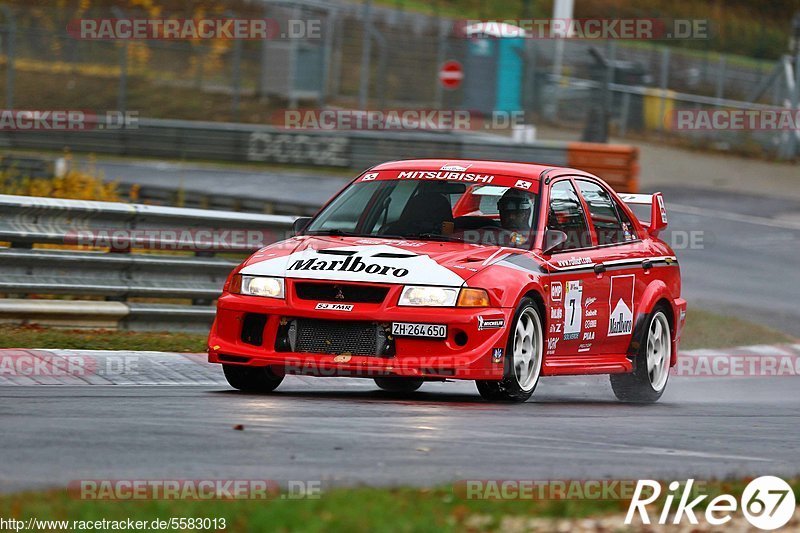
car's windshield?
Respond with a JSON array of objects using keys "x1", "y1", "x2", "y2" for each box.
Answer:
[{"x1": 305, "y1": 174, "x2": 539, "y2": 249}]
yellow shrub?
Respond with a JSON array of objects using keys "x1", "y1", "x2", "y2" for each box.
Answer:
[
  {"x1": 0, "y1": 156, "x2": 121, "y2": 202},
  {"x1": 0, "y1": 156, "x2": 127, "y2": 251}
]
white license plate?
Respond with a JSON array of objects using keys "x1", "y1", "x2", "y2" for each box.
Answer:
[{"x1": 391, "y1": 322, "x2": 447, "y2": 338}]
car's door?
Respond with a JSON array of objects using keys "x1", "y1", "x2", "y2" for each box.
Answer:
[
  {"x1": 573, "y1": 178, "x2": 649, "y2": 356},
  {"x1": 542, "y1": 179, "x2": 609, "y2": 358}
]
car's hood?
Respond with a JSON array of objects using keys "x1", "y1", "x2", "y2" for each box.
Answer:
[{"x1": 239, "y1": 236, "x2": 528, "y2": 286}]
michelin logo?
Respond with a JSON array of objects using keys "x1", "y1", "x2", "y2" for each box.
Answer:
[{"x1": 478, "y1": 316, "x2": 505, "y2": 330}]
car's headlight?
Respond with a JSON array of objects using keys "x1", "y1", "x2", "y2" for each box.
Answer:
[
  {"x1": 398, "y1": 286, "x2": 458, "y2": 306},
  {"x1": 398, "y1": 286, "x2": 490, "y2": 307},
  {"x1": 232, "y1": 275, "x2": 284, "y2": 299}
]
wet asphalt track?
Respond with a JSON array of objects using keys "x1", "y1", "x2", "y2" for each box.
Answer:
[{"x1": 1, "y1": 370, "x2": 799, "y2": 493}]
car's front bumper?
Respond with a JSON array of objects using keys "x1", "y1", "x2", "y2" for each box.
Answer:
[
  {"x1": 207, "y1": 292, "x2": 513, "y2": 381},
  {"x1": 672, "y1": 297, "x2": 688, "y2": 365}
]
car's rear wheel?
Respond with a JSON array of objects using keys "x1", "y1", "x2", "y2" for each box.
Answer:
[
  {"x1": 610, "y1": 306, "x2": 672, "y2": 403},
  {"x1": 476, "y1": 297, "x2": 543, "y2": 403},
  {"x1": 223, "y1": 364, "x2": 284, "y2": 393},
  {"x1": 373, "y1": 377, "x2": 424, "y2": 393}
]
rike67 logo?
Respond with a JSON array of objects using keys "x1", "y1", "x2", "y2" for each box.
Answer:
[{"x1": 626, "y1": 477, "x2": 796, "y2": 530}]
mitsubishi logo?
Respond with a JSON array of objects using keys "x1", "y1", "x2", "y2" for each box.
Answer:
[{"x1": 334, "y1": 286, "x2": 345, "y2": 300}]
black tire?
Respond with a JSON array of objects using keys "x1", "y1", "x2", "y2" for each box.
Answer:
[
  {"x1": 373, "y1": 377, "x2": 424, "y2": 393},
  {"x1": 476, "y1": 297, "x2": 544, "y2": 403},
  {"x1": 610, "y1": 305, "x2": 672, "y2": 403},
  {"x1": 222, "y1": 364, "x2": 284, "y2": 393}
]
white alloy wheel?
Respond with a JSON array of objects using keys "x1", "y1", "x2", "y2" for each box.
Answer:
[
  {"x1": 513, "y1": 307, "x2": 543, "y2": 391},
  {"x1": 646, "y1": 311, "x2": 671, "y2": 392}
]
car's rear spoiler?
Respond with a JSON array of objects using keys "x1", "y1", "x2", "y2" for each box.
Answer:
[{"x1": 618, "y1": 192, "x2": 668, "y2": 237}]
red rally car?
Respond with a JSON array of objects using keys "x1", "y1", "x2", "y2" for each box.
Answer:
[{"x1": 207, "y1": 159, "x2": 686, "y2": 403}]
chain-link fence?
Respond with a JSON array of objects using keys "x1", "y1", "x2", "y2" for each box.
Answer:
[{"x1": 0, "y1": 2, "x2": 797, "y2": 158}]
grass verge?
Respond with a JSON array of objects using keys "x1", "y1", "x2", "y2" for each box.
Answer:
[
  {"x1": 0, "y1": 480, "x2": 797, "y2": 532},
  {"x1": 0, "y1": 325, "x2": 207, "y2": 352},
  {"x1": 0, "y1": 308, "x2": 793, "y2": 353},
  {"x1": 679, "y1": 308, "x2": 794, "y2": 350}
]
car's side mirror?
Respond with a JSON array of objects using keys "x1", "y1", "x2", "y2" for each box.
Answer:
[
  {"x1": 292, "y1": 217, "x2": 312, "y2": 236},
  {"x1": 542, "y1": 229, "x2": 568, "y2": 256}
]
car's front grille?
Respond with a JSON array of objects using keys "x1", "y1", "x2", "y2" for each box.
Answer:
[
  {"x1": 278, "y1": 318, "x2": 393, "y2": 356},
  {"x1": 294, "y1": 282, "x2": 389, "y2": 304}
]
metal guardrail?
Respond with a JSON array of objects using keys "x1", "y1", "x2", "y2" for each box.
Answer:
[
  {"x1": 0, "y1": 194, "x2": 296, "y2": 332},
  {"x1": 128, "y1": 184, "x2": 320, "y2": 216},
  {"x1": 1, "y1": 155, "x2": 55, "y2": 178},
  {"x1": 0, "y1": 194, "x2": 295, "y2": 248}
]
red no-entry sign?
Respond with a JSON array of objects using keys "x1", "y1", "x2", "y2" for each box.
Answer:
[{"x1": 438, "y1": 60, "x2": 464, "y2": 90}]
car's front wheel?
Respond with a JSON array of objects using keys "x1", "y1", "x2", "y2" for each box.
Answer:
[
  {"x1": 610, "y1": 306, "x2": 672, "y2": 403},
  {"x1": 476, "y1": 297, "x2": 544, "y2": 403},
  {"x1": 223, "y1": 364, "x2": 284, "y2": 393},
  {"x1": 373, "y1": 377, "x2": 424, "y2": 393}
]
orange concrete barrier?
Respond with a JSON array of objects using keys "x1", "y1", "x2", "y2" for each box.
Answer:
[{"x1": 566, "y1": 142, "x2": 639, "y2": 193}]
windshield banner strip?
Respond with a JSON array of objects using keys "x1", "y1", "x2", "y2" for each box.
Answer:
[{"x1": 359, "y1": 170, "x2": 540, "y2": 192}]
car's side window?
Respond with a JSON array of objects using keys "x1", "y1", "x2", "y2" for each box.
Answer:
[
  {"x1": 615, "y1": 201, "x2": 638, "y2": 242},
  {"x1": 576, "y1": 180, "x2": 632, "y2": 245},
  {"x1": 375, "y1": 181, "x2": 418, "y2": 231},
  {"x1": 317, "y1": 182, "x2": 380, "y2": 231},
  {"x1": 547, "y1": 180, "x2": 592, "y2": 251}
]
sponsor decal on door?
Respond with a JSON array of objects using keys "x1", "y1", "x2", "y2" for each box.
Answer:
[
  {"x1": 550, "y1": 282, "x2": 563, "y2": 302},
  {"x1": 608, "y1": 275, "x2": 635, "y2": 336}
]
